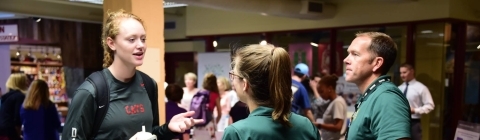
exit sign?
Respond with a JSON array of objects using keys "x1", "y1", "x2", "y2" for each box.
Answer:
[{"x1": 0, "y1": 24, "x2": 19, "y2": 42}]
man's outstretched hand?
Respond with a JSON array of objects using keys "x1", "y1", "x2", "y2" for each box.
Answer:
[{"x1": 168, "y1": 111, "x2": 204, "y2": 133}]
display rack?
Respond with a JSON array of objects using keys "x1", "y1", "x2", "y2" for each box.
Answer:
[{"x1": 11, "y1": 61, "x2": 68, "y2": 122}]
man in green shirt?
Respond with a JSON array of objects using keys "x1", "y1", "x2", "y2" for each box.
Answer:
[{"x1": 343, "y1": 32, "x2": 411, "y2": 140}]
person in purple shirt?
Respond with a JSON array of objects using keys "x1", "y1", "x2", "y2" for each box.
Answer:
[
  {"x1": 165, "y1": 84, "x2": 190, "y2": 140},
  {"x1": 21, "y1": 80, "x2": 61, "y2": 140}
]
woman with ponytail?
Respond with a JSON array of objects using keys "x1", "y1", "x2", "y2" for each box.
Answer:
[{"x1": 222, "y1": 44, "x2": 320, "y2": 140}]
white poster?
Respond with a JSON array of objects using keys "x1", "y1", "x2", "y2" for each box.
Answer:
[
  {"x1": 454, "y1": 121, "x2": 480, "y2": 140},
  {"x1": 0, "y1": 24, "x2": 19, "y2": 42},
  {"x1": 455, "y1": 128, "x2": 480, "y2": 140},
  {"x1": 197, "y1": 52, "x2": 231, "y2": 89}
]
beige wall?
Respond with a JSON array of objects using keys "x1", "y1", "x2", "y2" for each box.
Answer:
[
  {"x1": 449, "y1": 0, "x2": 480, "y2": 21},
  {"x1": 165, "y1": 40, "x2": 205, "y2": 53},
  {"x1": 185, "y1": 0, "x2": 452, "y2": 36},
  {"x1": 165, "y1": 7, "x2": 187, "y2": 40}
]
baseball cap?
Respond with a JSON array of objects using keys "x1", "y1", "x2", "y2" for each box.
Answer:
[{"x1": 294, "y1": 63, "x2": 309, "y2": 76}]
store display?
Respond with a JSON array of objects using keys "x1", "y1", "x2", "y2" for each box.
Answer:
[
  {"x1": 39, "y1": 66, "x2": 68, "y2": 103},
  {"x1": 10, "y1": 47, "x2": 68, "y2": 122},
  {"x1": 10, "y1": 62, "x2": 66, "y2": 103}
]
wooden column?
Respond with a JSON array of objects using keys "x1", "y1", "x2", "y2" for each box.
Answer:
[
  {"x1": 103, "y1": 0, "x2": 166, "y2": 124},
  {"x1": 406, "y1": 24, "x2": 416, "y2": 66},
  {"x1": 205, "y1": 36, "x2": 215, "y2": 52}
]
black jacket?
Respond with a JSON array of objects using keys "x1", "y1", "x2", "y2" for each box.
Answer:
[{"x1": 0, "y1": 90, "x2": 25, "y2": 140}]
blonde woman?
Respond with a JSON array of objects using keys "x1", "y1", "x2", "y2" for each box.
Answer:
[
  {"x1": 181, "y1": 72, "x2": 199, "y2": 110},
  {"x1": 0, "y1": 73, "x2": 29, "y2": 140},
  {"x1": 215, "y1": 76, "x2": 233, "y2": 131},
  {"x1": 21, "y1": 80, "x2": 61, "y2": 140}
]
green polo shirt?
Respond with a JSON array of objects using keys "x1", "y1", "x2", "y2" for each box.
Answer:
[
  {"x1": 222, "y1": 106, "x2": 320, "y2": 140},
  {"x1": 346, "y1": 75, "x2": 411, "y2": 140}
]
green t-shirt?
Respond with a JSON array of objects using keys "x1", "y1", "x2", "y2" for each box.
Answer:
[
  {"x1": 222, "y1": 106, "x2": 320, "y2": 140},
  {"x1": 346, "y1": 75, "x2": 411, "y2": 140}
]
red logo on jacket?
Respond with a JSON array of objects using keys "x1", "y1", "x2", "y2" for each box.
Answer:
[{"x1": 125, "y1": 104, "x2": 145, "y2": 115}]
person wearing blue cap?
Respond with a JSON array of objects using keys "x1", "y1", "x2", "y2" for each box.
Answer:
[{"x1": 291, "y1": 63, "x2": 315, "y2": 122}]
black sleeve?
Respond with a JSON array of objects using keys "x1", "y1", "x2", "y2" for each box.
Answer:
[
  {"x1": 48, "y1": 104, "x2": 61, "y2": 129},
  {"x1": 150, "y1": 80, "x2": 179, "y2": 139},
  {"x1": 13, "y1": 94, "x2": 25, "y2": 126},
  {"x1": 61, "y1": 89, "x2": 95, "y2": 140},
  {"x1": 151, "y1": 80, "x2": 160, "y2": 126},
  {"x1": 152, "y1": 122, "x2": 178, "y2": 140}
]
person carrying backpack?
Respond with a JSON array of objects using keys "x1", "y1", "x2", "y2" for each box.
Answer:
[
  {"x1": 61, "y1": 9, "x2": 203, "y2": 140},
  {"x1": 190, "y1": 73, "x2": 222, "y2": 139}
]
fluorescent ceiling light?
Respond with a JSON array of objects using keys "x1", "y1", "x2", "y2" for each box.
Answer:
[
  {"x1": 421, "y1": 30, "x2": 433, "y2": 34},
  {"x1": 0, "y1": 12, "x2": 15, "y2": 18},
  {"x1": 69, "y1": 0, "x2": 103, "y2": 4}
]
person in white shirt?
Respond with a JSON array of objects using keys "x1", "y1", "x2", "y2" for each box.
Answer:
[{"x1": 398, "y1": 63, "x2": 435, "y2": 140}]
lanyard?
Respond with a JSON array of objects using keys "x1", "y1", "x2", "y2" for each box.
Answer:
[
  {"x1": 344, "y1": 76, "x2": 391, "y2": 138},
  {"x1": 354, "y1": 76, "x2": 391, "y2": 111}
]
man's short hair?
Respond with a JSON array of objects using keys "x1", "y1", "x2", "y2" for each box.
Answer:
[
  {"x1": 356, "y1": 32, "x2": 398, "y2": 75},
  {"x1": 400, "y1": 63, "x2": 414, "y2": 70}
]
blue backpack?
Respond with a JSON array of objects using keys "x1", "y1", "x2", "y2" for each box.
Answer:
[{"x1": 189, "y1": 90, "x2": 212, "y2": 127}]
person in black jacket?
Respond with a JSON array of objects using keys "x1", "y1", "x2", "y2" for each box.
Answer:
[
  {"x1": 61, "y1": 9, "x2": 203, "y2": 140},
  {"x1": 0, "y1": 73, "x2": 29, "y2": 140}
]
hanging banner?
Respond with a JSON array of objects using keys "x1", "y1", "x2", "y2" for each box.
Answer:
[
  {"x1": 0, "y1": 24, "x2": 19, "y2": 42},
  {"x1": 289, "y1": 43, "x2": 312, "y2": 75},
  {"x1": 317, "y1": 42, "x2": 344, "y2": 75},
  {"x1": 197, "y1": 52, "x2": 231, "y2": 89}
]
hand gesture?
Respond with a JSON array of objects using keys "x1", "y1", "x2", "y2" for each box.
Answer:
[
  {"x1": 168, "y1": 111, "x2": 204, "y2": 133},
  {"x1": 309, "y1": 80, "x2": 318, "y2": 92}
]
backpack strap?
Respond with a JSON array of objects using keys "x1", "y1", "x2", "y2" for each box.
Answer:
[
  {"x1": 85, "y1": 71, "x2": 109, "y2": 139},
  {"x1": 137, "y1": 70, "x2": 159, "y2": 126}
]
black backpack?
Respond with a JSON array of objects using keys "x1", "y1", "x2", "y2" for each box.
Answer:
[{"x1": 85, "y1": 70, "x2": 158, "y2": 139}]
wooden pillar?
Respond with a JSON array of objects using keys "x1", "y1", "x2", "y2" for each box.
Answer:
[
  {"x1": 449, "y1": 21, "x2": 467, "y2": 139},
  {"x1": 205, "y1": 36, "x2": 215, "y2": 52},
  {"x1": 406, "y1": 24, "x2": 416, "y2": 66},
  {"x1": 103, "y1": 0, "x2": 166, "y2": 124},
  {"x1": 329, "y1": 29, "x2": 338, "y2": 75}
]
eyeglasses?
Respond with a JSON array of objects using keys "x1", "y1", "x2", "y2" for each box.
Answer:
[{"x1": 229, "y1": 71, "x2": 243, "y2": 81}]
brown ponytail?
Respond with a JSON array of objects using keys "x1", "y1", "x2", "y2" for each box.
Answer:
[
  {"x1": 268, "y1": 47, "x2": 293, "y2": 127},
  {"x1": 233, "y1": 44, "x2": 292, "y2": 127}
]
